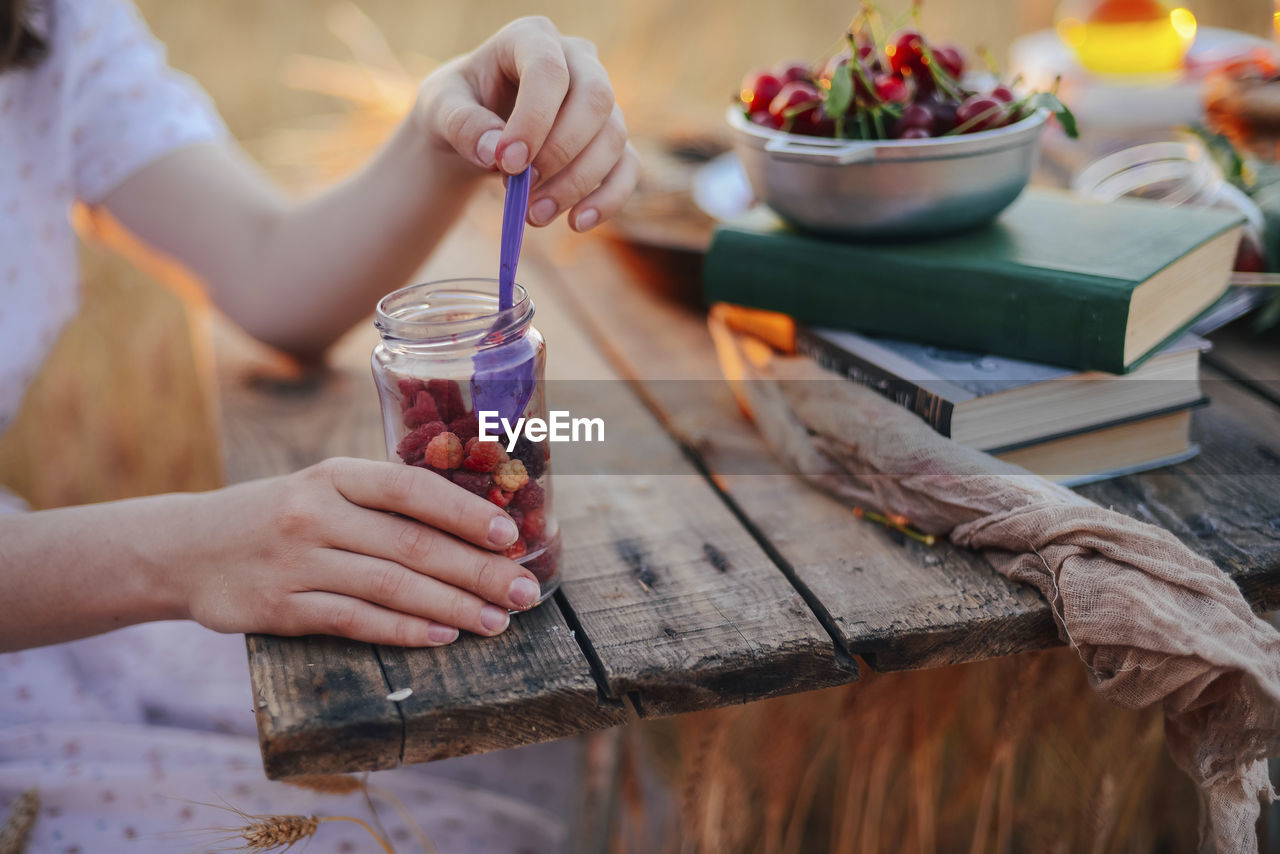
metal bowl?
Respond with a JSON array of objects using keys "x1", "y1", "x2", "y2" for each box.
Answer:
[{"x1": 727, "y1": 106, "x2": 1049, "y2": 239}]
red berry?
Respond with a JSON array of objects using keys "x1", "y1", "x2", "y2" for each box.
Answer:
[
  {"x1": 487, "y1": 486, "x2": 513, "y2": 509},
  {"x1": 519, "y1": 508, "x2": 548, "y2": 542},
  {"x1": 888, "y1": 31, "x2": 927, "y2": 76},
  {"x1": 1235, "y1": 237, "x2": 1267, "y2": 272},
  {"x1": 768, "y1": 81, "x2": 821, "y2": 120},
  {"x1": 739, "y1": 68, "x2": 783, "y2": 114},
  {"x1": 427, "y1": 379, "x2": 465, "y2": 423},
  {"x1": 791, "y1": 104, "x2": 836, "y2": 137},
  {"x1": 526, "y1": 536, "x2": 560, "y2": 582},
  {"x1": 396, "y1": 378, "x2": 429, "y2": 411},
  {"x1": 900, "y1": 127, "x2": 931, "y2": 139},
  {"x1": 511, "y1": 481, "x2": 545, "y2": 510},
  {"x1": 449, "y1": 412, "x2": 479, "y2": 442},
  {"x1": 396, "y1": 420, "x2": 446, "y2": 465},
  {"x1": 749, "y1": 109, "x2": 784, "y2": 130},
  {"x1": 451, "y1": 470, "x2": 491, "y2": 496},
  {"x1": 463, "y1": 440, "x2": 508, "y2": 473},
  {"x1": 503, "y1": 538, "x2": 527, "y2": 560},
  {"x1": 991, "y1": 85, "x2": 1015, "y2": 103},
  {"x1": 775, "y1": 61, "x2": 810, "y2": 84},
  {"x1": 933, "y1": 46, "x2": 965, "y2": 79},
  {"x1": 896, "y1": 102, "x2": 935, "y2": 134},
  {"x1": 402, "y1": 391, "x2": 440, "y2": 430},
  {"x1": 423, "y1": 431, "x2": 463, "y2": 470},
  {"x1": 874, "y1": 74, "x2": 910, "y2": 104},
  {"x1": 924, "y1": 93, "x2": 960, "y2": 133},
  {"x1": 956, "y1": 94, "x2": 1006, "y2": 133}
]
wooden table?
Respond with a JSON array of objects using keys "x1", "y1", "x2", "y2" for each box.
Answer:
[{"x1": 221, "y1": 197, "x2": 1280, "y2": 780}]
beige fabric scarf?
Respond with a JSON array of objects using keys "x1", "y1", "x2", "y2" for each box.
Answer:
[{"x1": 710, "y1": 318, "x2": 1280, "y2": 853}]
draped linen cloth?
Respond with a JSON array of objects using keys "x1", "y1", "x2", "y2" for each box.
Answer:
[{"x1": 709, "y1": 318, "x2": 1280, "y2": 853}]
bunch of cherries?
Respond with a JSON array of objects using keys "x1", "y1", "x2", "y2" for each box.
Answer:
[{"x1": 739, "y1": 29, "x2": 1028, "y2": 140}]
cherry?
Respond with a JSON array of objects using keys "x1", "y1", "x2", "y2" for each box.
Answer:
[
  {"x1": 749, "y1": 109, "x2": 784, "y2": 130},
  {"x1": 990, "y1": 85, "x2": 1015, "y2": 103},
  {"x1": 769, "y1": 80, "x2": 822, "y2": 118},
  {"x1": 933, "y1": 46, "x2": 965, "y2": 79},
  {"x1": 888, "y1": 31, "x2": 928, "y2": 77},
  {"x1": 874, "y1": 74, "x2": 910, "y2": 104},
  {"x1": 776, "y1": 61, "x2": 811, "y2": 84},
  {"x1": 924, "y1": 93, "x2": 960, "y2": 133},
  {"x1": 740, "y1": 68, "x2": 784, "y2": 114},
  {"x1": 955, "y1": 94, "x2": 1007, "y2": 133},
  {"x1": 855, "y1": 42, "x2": 884, "y2": 73},
  {"x1": 896, "y1": 102, "x2": 935, "y2": 135},
  {"x1": 792, "y1": 103, "x2": 837, "y2": 136},
  {"x1": 1234, "y1": 237, "x2": 1267, "y2": 273},
  {"x1": 900, "y1": 127, "x2": 932, "y2": 139}
]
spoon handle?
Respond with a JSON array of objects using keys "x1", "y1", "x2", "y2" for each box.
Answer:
[{"x1": 499, "y1": 168, "x2": 532, "y2": 310}]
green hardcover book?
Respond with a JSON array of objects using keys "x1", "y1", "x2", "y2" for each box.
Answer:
[{"x1": 703, "y1": 189, "x2": 1243, "y2": 373}]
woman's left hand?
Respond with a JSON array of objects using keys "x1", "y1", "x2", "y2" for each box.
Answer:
[{"x1": 415, "y1": 16, "x2": 638, "y2": 232}]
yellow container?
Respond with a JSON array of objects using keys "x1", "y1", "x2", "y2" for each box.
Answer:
[{"x1": 1057, "y1": 0, "x2": 1196, "y2": 75}]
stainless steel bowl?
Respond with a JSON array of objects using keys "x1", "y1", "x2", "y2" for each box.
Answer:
[{"x1": 727, "y1": 106, "x2": 1049, "y2": 239}]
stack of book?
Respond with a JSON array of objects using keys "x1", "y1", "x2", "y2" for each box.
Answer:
[{"x1": 703, "y1": 189, "x2": 1246, "y2": 485}]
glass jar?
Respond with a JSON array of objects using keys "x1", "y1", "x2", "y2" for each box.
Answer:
[{"x1": 372, "y1": 278, "x2": 560, "y2": 604}]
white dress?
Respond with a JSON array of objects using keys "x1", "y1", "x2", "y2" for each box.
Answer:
[{"x1": 0, "y1": 2, "x2": 577, "y2": 851}]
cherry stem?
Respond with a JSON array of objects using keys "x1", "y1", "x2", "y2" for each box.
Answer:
[{"x1": 943, "y1": 101, "x2": 1007, "y2": 136}]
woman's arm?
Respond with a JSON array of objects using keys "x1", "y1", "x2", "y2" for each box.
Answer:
[
  {"x1": 97, "y1": 17, "x2": 638, "y2": 358},
  {"x1": 0, "y1": 459, "x2": 542, "y2": 652}
]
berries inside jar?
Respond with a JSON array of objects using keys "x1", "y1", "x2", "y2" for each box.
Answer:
[{"x1": 384, "y1": 373, "x2": 562, "y2": 591}]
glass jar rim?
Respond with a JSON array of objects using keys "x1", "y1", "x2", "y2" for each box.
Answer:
[{"x1": 375, "y1": 278, "x2": 533, "y2": 348}]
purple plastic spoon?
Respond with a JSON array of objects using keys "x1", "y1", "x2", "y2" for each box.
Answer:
[
  {"x1": 498, "y1": 167, "x2": 531, "y2": 310},
  {"x1": 471, "y1": 168, "x2": 537, "y2": 425}
]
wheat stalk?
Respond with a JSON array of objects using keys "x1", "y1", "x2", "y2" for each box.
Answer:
[{"x1": 0, "y1": 788, "x2": 39, "y2": 854}]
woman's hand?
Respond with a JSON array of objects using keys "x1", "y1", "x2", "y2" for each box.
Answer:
[
  {"x1": 179, "y1": 458, "x2": 541, "y2": 647},
  {"x1": 416, "y1": 16, "x2": 639, "y2": 232}
]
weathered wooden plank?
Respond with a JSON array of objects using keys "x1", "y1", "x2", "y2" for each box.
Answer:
[
  {"x1": 1204, "y1": 319, "x2": 1280, "y2": 409},
  {"x1": 542, "y1": 235, "x2": 1280, "y2": 673},
  {"x1": 522, "y1": 241, "x2": 859, "y2": 715},
  {"x1": 246, "y1": 634, "x2": 402, "y2": 778},
  {"x1": 381, "y1": 598, "x2": 631, "y2": 764}
]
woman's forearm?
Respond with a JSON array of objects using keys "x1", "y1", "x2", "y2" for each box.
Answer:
[
  {"x1": 0, "y1": 496, "x2": 193, "y2": 651},
  {"x1": 101, "y1": 114, "x2": 482, "y2": 359},
  {"x1": 223, "y1": 117, "x2": 483, "y2": 356}
]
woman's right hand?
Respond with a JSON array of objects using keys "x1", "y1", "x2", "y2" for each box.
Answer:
[{"x1": 180, "y1": 457, "x2": 541, "y2": 646}]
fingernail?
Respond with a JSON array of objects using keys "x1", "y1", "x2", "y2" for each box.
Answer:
[
  {"x1": 529, "y1": 197, "x2": 557, "y2": 226},
  {"x1": 508, "y1": 576, "x2": 541, "y2": 609},
  {"x1": 575, "y1": 208, "x2": 600, "y2": 231},
  {"x1": 489, "y1": 515, "x2": 519, "y2": 547},
  {"x1": 499, "y1": 140, "x2": 529, "y2": 173},
  {"x1": 428, "y1": 624, "x2": 459, "y2": 644},
  {"x1": 481, "y1": 604, "x2": 510, "y2": 633},
  {"x1": 476, "y1": 129, "x2": 501, "y2": 167},
  {"x1": 530, "y1": 166, "x2": 541, "y2": 185}
]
